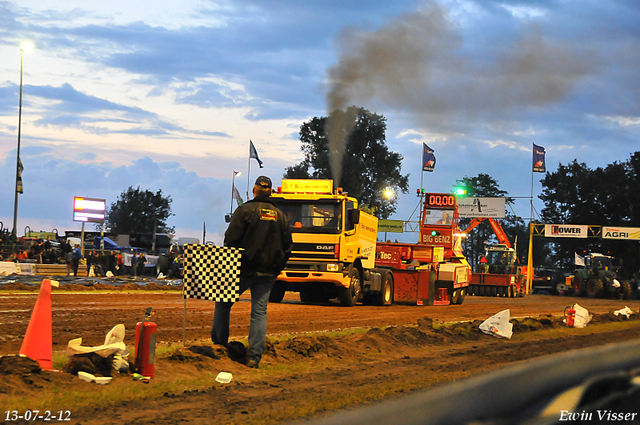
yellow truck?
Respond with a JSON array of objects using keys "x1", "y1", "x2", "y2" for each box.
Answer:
[
  {"x1": 269, "y1": 179, "x2": 381, "y2": 306},
  {"x1": 269, "y1": 180, "x2": 470, "y2": 307}
]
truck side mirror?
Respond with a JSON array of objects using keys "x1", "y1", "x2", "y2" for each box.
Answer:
[{"x1": 347, "y1": 209, "x2": 360, "y2": 228}]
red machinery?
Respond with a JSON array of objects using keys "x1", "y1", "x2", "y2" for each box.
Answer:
[
  {"x1": 461, "y1": 218, "x2": 527, "y2": 297},
  {"x1": 375, "y1": 193, "x2": 471, "y2": 306}
]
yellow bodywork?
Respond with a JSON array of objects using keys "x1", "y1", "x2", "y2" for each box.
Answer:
[{"x1": 274, "y1": 180, "x2": 378, "y2": 289}]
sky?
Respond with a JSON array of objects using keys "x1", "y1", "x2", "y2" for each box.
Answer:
[{"x1": 1, "y1": 0, "x2": 639, "y2": 245}]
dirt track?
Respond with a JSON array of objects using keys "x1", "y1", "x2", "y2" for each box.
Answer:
[
  {"x1": 2, "y1": 286, "x2": 640, "y2": 424},
  {"x1": 2, "y1": 287, "x2": 639, "y2": 353}
]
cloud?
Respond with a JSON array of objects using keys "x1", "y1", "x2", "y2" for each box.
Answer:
[{"x1": 0, "y1": 151, "x2": 231, "y2": 243}]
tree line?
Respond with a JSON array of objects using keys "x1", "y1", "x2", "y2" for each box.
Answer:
[{"x1": 104, "y1": 106, "x2": 639, "y2": 277}]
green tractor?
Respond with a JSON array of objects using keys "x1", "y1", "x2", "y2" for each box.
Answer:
[{"x1": 573, "y1": 253, "x2": 632, "y2": 299}]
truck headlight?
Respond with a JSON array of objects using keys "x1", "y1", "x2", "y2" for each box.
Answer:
[{"x1": 327, "y1": 263, "x2": 339, "y2": 272}]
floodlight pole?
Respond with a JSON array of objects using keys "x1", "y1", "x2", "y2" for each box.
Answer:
[{"x1": 12, "y1": 47, "x2": 26, "y2": 237}]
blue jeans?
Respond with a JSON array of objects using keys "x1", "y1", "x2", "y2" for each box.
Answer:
[{"x1": 211, "y1": 274, "x2": 275, "y2": 364}]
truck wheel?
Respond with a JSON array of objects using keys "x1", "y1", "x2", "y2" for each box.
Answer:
[
  {"x1": 374, "y1": 272, "x2": 394, "y2": 306},
  {"x1": 269, "y1": 282, "x2": 286, "y2": 303},
  {"x1": 300, "y1": 286, "x2": 330, "y2": 304},
  {"x1": 573, "y1": 272, "x2": 586, "y2": 296},
  {"x1": 586, "y1": 278, "x2": 604, "y2": 298},
  {"x1": 299, "y1": 290, "x2": 313, "y2": 303},
  {"x1": 620, "y1": 280, "x2": 632, "y2": 300},
  {"x1": 339, "y1": 268, "x2": 360, "y2": 307},
  {"x1": 456, "y1": 288, "x2": 466, "y2": 304},
  {"x1": 451, "y1": 289, "x2": 460, "y2": 304}
]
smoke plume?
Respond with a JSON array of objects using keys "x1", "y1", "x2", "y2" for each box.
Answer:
[{"x1": 325, "y1": 2, "x2": 597, "y2": 185}]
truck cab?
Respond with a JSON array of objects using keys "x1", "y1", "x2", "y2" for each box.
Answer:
[{"x1": 269, "y1": 179, "x2": 378, "y2": 306}]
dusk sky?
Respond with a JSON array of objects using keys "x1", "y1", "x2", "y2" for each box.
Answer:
[{"x1": 1, "y1": 0, "x2": 639, "y2": 245}]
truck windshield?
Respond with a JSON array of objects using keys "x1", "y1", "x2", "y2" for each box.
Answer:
[
  {"x1": 423, "y1": 209, "x2": 454, "y2": 226},
  {"x1": 272, "y1": 200, "x2": 341, "y2": 234},
  {"x1": 486, "y1": 250, "x2": 512, "y2": 266}
]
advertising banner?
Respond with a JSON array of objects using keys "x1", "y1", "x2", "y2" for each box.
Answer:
[
  {"x1": 378, "y1": 220, "x2": 404, "y2": 233},
  {"x1": 73, "y1": 197, "x2": 106, "y2": 223},
  {"x1": 457, "y1": 197, "x2": 506, "y2": 218},
  {"x1": 544, "y1": 224, "x2": 588, "y2": 238},
  {"x1": 602, "y1": 226, "x2": 640, "y2": 240}
]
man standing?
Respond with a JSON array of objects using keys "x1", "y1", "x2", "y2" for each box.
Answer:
[
  {"x1": 212, "y1": 176, "x2": 292, "y2": 368},
  {"x1": 71, "y1": 244, "x2": 83, "y2": 277}
]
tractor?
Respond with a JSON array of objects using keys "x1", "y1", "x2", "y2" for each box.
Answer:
[{"x1": 573, "y1": 253, "x2": 632, "y2": 299}]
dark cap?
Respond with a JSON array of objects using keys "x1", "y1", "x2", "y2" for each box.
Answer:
[{"x1": 255, "y1": 176, "x2": 272, "y2": 189}]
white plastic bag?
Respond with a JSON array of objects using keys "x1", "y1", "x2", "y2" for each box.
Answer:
[
  {"x1": 573, "y1": 304, "x2": 592, "y2": 328},
  {"x1": 67, "y1": 324, "x2": 128, "y2": 358},
  {"x1": 614, "y1": 306, "x2": 633, "y2": 319},
  {"x1": 479, "y1": 309, "x2": 513, "y2": 339}
]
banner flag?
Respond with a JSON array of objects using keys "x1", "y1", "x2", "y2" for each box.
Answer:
[
  {"x1": 575, "y1": 252, "x2": 585, "y2": 267},
  {"x1": 183, "y1": 245, "x2": 242, "y2": 302},
  {"x1": 249, "y1": 140, "x2": 264, "y2": 168},
  {"x1": 533, "y1": 144, "x2": 546, "y2": 173},
  {"x1": 17, "y1": 158, "x2": 24, "y2": 194},
  {"x1": 422, "y1": 143, "x2": 436, "y2": 172},
  {"x1": 232, "y1": 184, "x2": 243, "y2": 206}
]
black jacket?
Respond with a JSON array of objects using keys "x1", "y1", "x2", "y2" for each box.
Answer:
[{"x1": 224, "y1": 195, "x2": 293, "y2": 276}]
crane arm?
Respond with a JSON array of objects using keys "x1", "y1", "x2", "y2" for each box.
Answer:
[{"x1": 461, "y1": 217, "x2": 512, "y2": 249}]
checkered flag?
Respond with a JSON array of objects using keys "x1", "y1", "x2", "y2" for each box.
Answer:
[{"x1": 183, "y1": 244, "x2": 242, "y2": 302}]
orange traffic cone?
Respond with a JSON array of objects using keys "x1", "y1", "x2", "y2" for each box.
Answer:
[{"x1": 19, "y1": 279, "x2": 58, "y2": 370}]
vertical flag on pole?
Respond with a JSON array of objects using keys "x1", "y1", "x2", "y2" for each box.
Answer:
[
  {"x1": 533, "y1": 144, "x2": 546, "y2": 173},
  {"x1": 17, "y1": 158, "x2": 24, "y2": 194},
  {"x1": 249, "y1": 140, "x2": 264, "y2": 168},
  {"x1": 422, "y1": 143, "x2": 436, "y2": 172}
]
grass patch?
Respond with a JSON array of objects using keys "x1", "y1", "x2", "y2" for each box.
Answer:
[{"x1": 3, "y1": 368, "x2": 224, "y2": 414}]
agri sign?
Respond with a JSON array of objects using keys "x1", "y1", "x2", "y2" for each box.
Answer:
[{"x1": 602, "y1": 227, "x2": 640, "y2": 241}]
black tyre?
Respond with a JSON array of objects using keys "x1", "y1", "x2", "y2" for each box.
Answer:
[
  {"x1": 451, "y1": 289, "x2": 460, "y2": 305},
  {"x1": 269, "y1": 282, "x2": 286, "y2": 303},
  {"x1": 299, "y1": 290, "x2": 313, "y2": 303},
  {"x1": 455, "y1": 288, "x2": 466, "y2": 305},
  {"x1": 339, "y1": 267, "x2": 360, "y2": 307},
  {"x1": 300, "y1": 286, "x2": 329, "y2": 304},
  {"x1": 620, "y1": 280, "x2": 632, "y2": 300},
  {"x1": 374, "y1": 272, "x2": 394, "y2": 306},
  {"x1": 573, "y1": 272, "x2": 586, "y2": 296},
  {"x1": 586, "y1": 278, "x2": 604, "y2": 298}
]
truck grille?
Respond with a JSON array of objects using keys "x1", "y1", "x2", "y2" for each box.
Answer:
[{"x1": 289, "y1": 243, "x2": 335, "y2": 261}]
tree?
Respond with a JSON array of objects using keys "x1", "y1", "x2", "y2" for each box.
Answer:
[
  {"x1": 539, "y1": 154, "x2": 639, "y2": 273},
  {"x1": 105, "y1": 186, "x2": 175, "y2": 234},
  {"x1": 455, "y1": 174, "x2": 530, "y2": 269},
  {"x1": 284, "y1": 106, "x2": 409, "y2": 219}
]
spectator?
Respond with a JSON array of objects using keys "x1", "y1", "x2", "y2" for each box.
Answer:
[
  {"x1": 131, "y1": 252, "x2": 138, "y2": 277},
  {"x1": 71, "y1": 245, "x2": 83, "y2": 277},
  {"x1": 116, "y1": 251, "x2": 124, "y2": 275},
  {"x1": 137, "y1": 252, "x2": 147, "y2": 276},
  {"x1": 212, "y1": 175, "x2": 293, "y2": 369}
]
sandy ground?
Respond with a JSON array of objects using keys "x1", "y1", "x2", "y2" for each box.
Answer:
[{"x1": 2, "y1": 283, "x2": 640, "y2": 424}]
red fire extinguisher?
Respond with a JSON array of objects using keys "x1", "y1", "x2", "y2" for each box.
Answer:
[
  {"x1": 135, "y1": 307, "x2": 157, "y2": 378},
  {"x1": 565, "y1": 306, "x2": 576, "y2": 327}
]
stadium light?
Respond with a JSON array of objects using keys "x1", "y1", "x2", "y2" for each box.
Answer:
[{"x1": 12, "y1": 41, "x2": 34, "y2": 236}]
